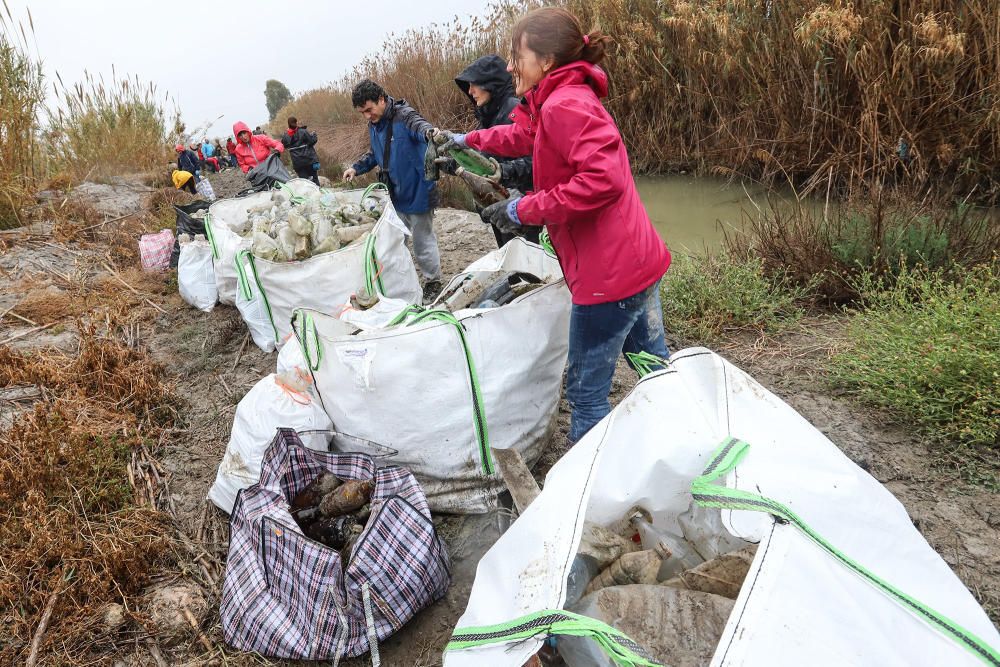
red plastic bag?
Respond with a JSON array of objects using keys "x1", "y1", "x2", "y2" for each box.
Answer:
[{"x1": 139, "y1": 229, "x2": 174, "y2": 272}]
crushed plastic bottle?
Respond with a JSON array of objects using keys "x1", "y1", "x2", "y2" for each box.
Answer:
[{"x1": 629, "y1": 508, "x2": 703, "y2": 581}]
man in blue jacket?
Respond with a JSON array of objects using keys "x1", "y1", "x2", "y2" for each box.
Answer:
[{"x1": 343, "y1": 79, "x2": 441, "y2": 298}]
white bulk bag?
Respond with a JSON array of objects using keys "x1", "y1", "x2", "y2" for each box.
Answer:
[
  {"x1": 208, "y1": 371, "x2": 332, "y2": 514},
  {"x1": 275, "y1": 332, "x2": 306, "y2": 375},
  {"x1": 177, "y1": 237, "x2": 217, "y2": 312},
  {"x1": 239, "y1": 195, "x2": 421, "y2": 349},
  {"x1": 444, "y1": 349, "x2": 1000, "y2": 667},
  {"x1": 205, "y1": 178, "x2": 320, "y2": 305},
  {"x1": 296, "y1": 239, "x2": 570, "y2": 513},
  {"x1": 234, "y1": 250, "x2": 277, "y2": 353}
]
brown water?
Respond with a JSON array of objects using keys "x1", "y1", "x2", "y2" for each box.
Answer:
[{"x1": 635, "y1": 175, "x2": 775, "y2": 254}]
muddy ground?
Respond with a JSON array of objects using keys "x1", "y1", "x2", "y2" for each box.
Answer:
[{"x1": 1, "y1": 173, "x2": 996, "y2": 666}]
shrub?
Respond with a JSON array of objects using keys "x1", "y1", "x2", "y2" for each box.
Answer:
[
  {"x1": 661, "y1": 251, "x2": 814, "y2": 343},
  {"x1": 731, "y1": 197, "x2": 1000, "y2": 302},
  {"x1": 830, "y1": 263, "x2": 1000, "y2": 482}
]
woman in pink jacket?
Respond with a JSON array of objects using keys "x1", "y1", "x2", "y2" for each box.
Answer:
[
  {"x1": 231, "y1": 120, "x2": 284, "y2": 174},
  {"x1": 437, "y1": 7, "x2": 672, "y2": 443}
]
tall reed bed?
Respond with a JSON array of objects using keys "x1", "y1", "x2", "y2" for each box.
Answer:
[
  {"x1": 0, "y1": 10, "x2": 45, "y2": 228},
  {"x1": 47, "y1": 71, "x2": 171, "y2": 182},
  {"x1": 281, "y1": 0, "x2": 1000, "y2": 202}
]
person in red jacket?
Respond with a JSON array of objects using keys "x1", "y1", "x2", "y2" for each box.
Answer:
[
  {"x1": 436, "y1": 7, "x2": 672, "y2": 443},
  {"x1": 231, "y1": 120, "x2": 284, "y2": 174}
]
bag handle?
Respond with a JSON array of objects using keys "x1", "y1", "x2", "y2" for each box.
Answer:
[
  {"x1": 293, "y1": 308, "x2": 323, "y2": 371},
  {"x1": 693, "y1": 437, "x2": 1000, "y2": 667},
  {"x1": 203, "y1": 214, "x2": 220, "y2": 259},
  {"x1": 236, "y1": 249, "x2": 280, "y2": 344}
]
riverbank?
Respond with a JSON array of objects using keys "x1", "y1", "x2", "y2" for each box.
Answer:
[{"x1": 1, "y1": 173, "x2": 996, "y2": 665}]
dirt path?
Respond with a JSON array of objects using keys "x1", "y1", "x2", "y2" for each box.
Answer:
[{"x1": 3, "y1": 176, "x2": 996, "y2": 665}]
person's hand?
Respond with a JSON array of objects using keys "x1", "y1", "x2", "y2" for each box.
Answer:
[
  {"x1": 433, "y1": 130, "x2": 467, "y2": 153},
  {"x1": 434, "y1": 156, "x2": 458, "y2": 175},
  {"x1": 481, "y1": 192, "x2": 523, "y2": 234},
  {"x1": 343, "y1": 167, "x2": 357, "y2": 182},
  {"x1": 195, "y1": 169, "x2": 201, "y2": 178},
  {"x1": 485, "y1": 157, "x2": 502, "y2": 183},
  {"x1": 270, "y1": 148, "x2": 281, "y2": 156}
]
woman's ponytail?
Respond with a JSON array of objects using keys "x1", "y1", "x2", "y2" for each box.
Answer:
[{"x1": 511, "y1": 8, "x2": 614, "y2": 71}]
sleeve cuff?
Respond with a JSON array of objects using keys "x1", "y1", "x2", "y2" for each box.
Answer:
[{"x1": 507, "y1": 197, "x2": 522, "y2": 225}]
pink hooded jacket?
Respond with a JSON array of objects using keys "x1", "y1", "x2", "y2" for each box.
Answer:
[
  {"x1": 466, "y1": 61, "x2": 670, "y2": 305},
  {"x1": 231, "y1": 121, "x2": 284, "y2": 174}
]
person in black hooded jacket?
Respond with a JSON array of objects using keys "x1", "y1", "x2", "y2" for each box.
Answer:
[
  {"x1": 281, "y1": 116, "x2": 321, "y2": 184},
  {"x1": 449, "y1": 55, "x2": 538, "y2": 246}
]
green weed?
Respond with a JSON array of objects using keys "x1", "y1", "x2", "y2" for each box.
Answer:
[
  {"x1": 662, "y1": 251, "x2": 814, "y2": 343},
  {"x1": 830, "y1": 263, "x2": 1000, "y2": 485}
]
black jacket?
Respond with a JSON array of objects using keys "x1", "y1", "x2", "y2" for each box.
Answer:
[
  {"x1": 177, "y1": 149, "x2": 200, "y2": 178},
  {"x1": 281, "y1": 127, "x2": 320, "y2": 169},
  {"x1": 455, "y1": 55, "x2": 532, "y2": 193}
]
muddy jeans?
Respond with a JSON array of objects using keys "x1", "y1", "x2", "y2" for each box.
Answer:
[
  {"x1": 566, "y1": 281, "x2": 670, "y2": 443},
  {"x1": 397, "y1": 211, "x2": 441, "y2": 282}
]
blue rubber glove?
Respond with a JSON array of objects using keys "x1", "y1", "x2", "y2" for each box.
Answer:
[{"x1": 435, "y1": 130, "x2": 467, "y2": 153}]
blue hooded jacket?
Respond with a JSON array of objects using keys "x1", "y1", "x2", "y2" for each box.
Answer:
[{"x1": 351, "y1": 97, "x2": 436, "y2": 214}]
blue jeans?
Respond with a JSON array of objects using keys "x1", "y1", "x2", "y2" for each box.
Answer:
[{"x1": 566, "y1": 281, "x2": 670, "y2": 443}]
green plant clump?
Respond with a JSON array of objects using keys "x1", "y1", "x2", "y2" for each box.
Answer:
[
  {"x1": 661, "y1": 251, "x2": 814, "y2": 343},
  {"x1": 831, "y1": 263, "x2": 1000, "y2": 481}
]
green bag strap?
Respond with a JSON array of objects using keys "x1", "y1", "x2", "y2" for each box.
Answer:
[
  {"x1": 363, "y1": 231, "x2": 386, "y2": 297},
  {"x1": 692, "y1": 437, "x2": 1000, "y2": 667},
  {"x1": 447, "y1": 609, "x2": 661, "y2": 667},
  {"x1": 624, "y1": 352, "x2": 669, "y2": 378},
  {"x1": 292, "y1": 308, "x2": 323, "y2": 371},
  {"x1": 393, "y1": 306, "x2": 493, "y2": 475},
  {"x1": 204, "y1": 214, "x2": 219, "y2": 260},
  {"x1": 235, "y1": 249, "x2": 280, "y2": 344},
  {"x1": 538, "y1": 227, "x2": 557, "y2": 258},
  {"x1": 277, "y1": 181, "x2": 306, "y2": 204},
  {"x1": 361, "y1": 181, "x2": 389, "y2": 207}
]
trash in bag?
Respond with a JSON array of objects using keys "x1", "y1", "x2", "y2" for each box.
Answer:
[
  {"x1": 171, "y1": 200, "x2": 212, "y2": 267},
  {"x1": 246, "y1": 153, "x2": 291, "y2": 188},
  {"x1": 177, "y1": 234, "x2": 217, "y2": 312},
  {"x1": 195, "y1": 177, "x2": 217, "y2": 202},
  {"x1": 220, "y1": 428, "x2": 451, "y2": 661}
]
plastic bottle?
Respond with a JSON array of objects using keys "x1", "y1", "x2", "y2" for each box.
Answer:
[
  {"x1": 564, "y1": 554, "x2": 600, "y2": 607},
  {"x1": 629, "y1": 509, "x2": 703, "y2": 580}
]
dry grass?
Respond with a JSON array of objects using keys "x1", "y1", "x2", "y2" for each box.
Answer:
[{"x1": 0, "y1": 320, "x2": 178, "y2": 664}]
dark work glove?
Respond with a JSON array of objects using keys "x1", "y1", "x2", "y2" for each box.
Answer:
[
  {"x1": 481, "y1": 192, "x2": 523, "y2": 235},
  {"x1": 435, "y1": 156, "x2": 458, "y2": 175}
]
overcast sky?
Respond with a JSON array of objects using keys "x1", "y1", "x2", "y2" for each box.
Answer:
[{"x1": 11, "y1": 0, "x2": 492, "y2": 140}]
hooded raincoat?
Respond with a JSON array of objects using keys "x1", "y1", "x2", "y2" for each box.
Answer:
[
  {"x1": 231, "y1": 121, "x2": 284, "y2": 174},
  {"x1": 454, "y1": 55, "x2": 532, "y2": 193},
  {"x1": 465, "y1": 61, "x2": 670, "y2": 305}
]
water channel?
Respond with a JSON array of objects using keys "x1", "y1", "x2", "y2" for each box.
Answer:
[{"x1": 635, "y1": 174, "x2": 772, "y2": 254}]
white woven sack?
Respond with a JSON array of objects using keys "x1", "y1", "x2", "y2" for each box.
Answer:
[
  {"x1": 296, "y1": 239, "x2": 570, "y2": 513},
  {"x1": 208, "y1": 372, "x2": 331, "y2": 514},
  {"x1": 445, "y1": 350, "x2": 1000, "y2": 667},
  {"x1": 177, "y1": 238, "x2": 217, "y2": 312}
]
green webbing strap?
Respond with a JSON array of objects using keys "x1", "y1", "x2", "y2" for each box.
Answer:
[
  {"x1": 204, "y1": 215, "x2": 219, "y2": 260},
  {"x1": 447, "y1": 609, "x2": 661, "y2": 667},
  {"x1": 394, "y1": 307, "x2": 493, "y2": 475},
  {"x1": 361, "y1": 181, "x2": 388, "y2": 206},
  {"x1": 292, "y1": 308, "x2": 323, "y2": 371},
  {"x1": 363, "y1": 232, "x2": 386, "y2": 297},
  {"x1": 277, "y1": 181, "x2": 306, "y2": 204},
  {"x1": 539, "y1": 227, "x2": 557, "y2": 258},
  {"x1": 692, "y1": 437, "x2": 1000, "y2": 667},
  {"x1": 624, "y1": 352, "x2": 669, "y2": 378},
  {"x1": 235, "y1": 249, "x2": 280, "y2": 344}
]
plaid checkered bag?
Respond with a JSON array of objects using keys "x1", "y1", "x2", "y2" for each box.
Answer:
[
  {"x1": 220, "y1": 428, "x2": 451, "y2": 661},
  {"x1": 138, "y1": 229, "x2": 174, "y2": 272}
]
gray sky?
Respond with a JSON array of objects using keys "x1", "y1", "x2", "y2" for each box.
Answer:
[{"x1": 12, "y1": 0, "x2": 492, "y2": 140}]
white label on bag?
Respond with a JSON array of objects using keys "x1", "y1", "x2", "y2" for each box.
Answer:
[{"x1": 335, "y1": 342, "x2": 377, "y2": 390}]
